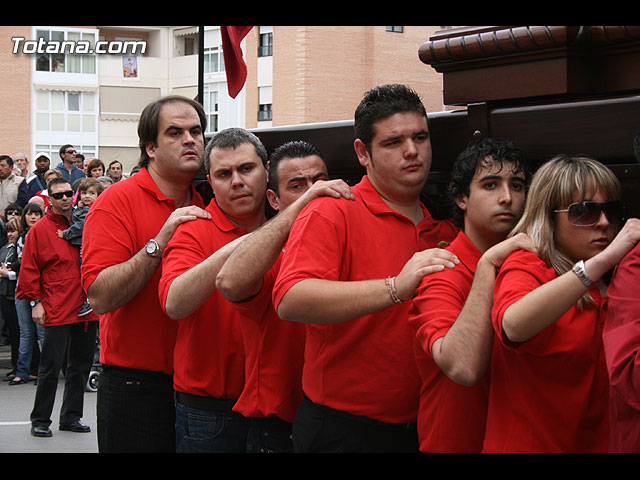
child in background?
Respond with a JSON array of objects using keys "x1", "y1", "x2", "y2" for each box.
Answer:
[{"x1": 57, "y1": 177, "x2": 104, "y2": 316}]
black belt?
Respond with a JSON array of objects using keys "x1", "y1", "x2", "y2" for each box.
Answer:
[
  {"x1": 175, "y1": 390, "x2": 237, "y2": 412},
  {"x1": 303, "y1": 395, "x2": 417, "y2": 431}
]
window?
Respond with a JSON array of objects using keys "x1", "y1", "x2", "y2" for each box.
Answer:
[
  {"x1": 385, "y1": 26, "x2": 404, "y2": 33},
  {"x1": 258, "y1": 104, "x2": 272, "y2": 122},
  {"x1": 35, "y1": 28, "x2": 96, "y2": 74},
  {"x1": 258, "y1": 32, "x2": 272, "y2": 57},
  {"x1": 203, "y1": 89, "x2": 219, "y2": 133},
  {"x1": 35, "y1": 90, "x2": 96, "y2": 133},
  {"x1": 204, "y1": 46, "x2": 225, "y2": 74}
]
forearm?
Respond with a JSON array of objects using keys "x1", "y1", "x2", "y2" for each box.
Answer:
[
  {"x1": 501, "y1": 271, "x2": 587, "y2": 343},
  {"x1": 277, "y1": 277, "x2": 396, "y2": 324},
  {"x1": 432, "y1": 259, "x2": 497, "y2": 386},
  {"x1": 501, "y1": 250, "x2": 614, "y2": 343},
  {"x1": 87, "y1": 248, "x2": 161, "y2": 315},
  {"x1": 217, "y1": 209, "x2": 298, "y2": 302},
  {"x1": 165, "y1": 238, "x2": 244, "y2": 319}
]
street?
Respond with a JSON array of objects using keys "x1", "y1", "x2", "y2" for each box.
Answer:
[{"x1": 0, "y1": 345, "x2": 98, "y2": 453}]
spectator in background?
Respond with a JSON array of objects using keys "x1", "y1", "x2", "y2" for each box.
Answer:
[
  {"x1": 107, "y1": 160, "x2": 123, "y2": 183},
  {"x1": 0, "y1": 217, "x2": 23, "y2": 383},
  {"x1": 55, "y1": 145, "x2": 85, "y2": 185},
  {"x1": 87, "y1": 159, "x2": 105, "y2": 179},
  {"x1": 11, "y1": 202, "x2": 44, "y2": 386},
  {"x1": 0, "y1": 155, "x2": 25, "y2": 217},
  {"x1": 34, "y1": 169, "x2": 63, "y2": 207},
  {"x1": 58, "y1": 177, "x2": 104, "y2": 317},
  {"x1": 13, "y1": 153, "x2": 29, "y2": 178},
  {"x1": 20, "y1": 152, "x2": 51, "y2": 206},
  {"x1": 97, "y1": 176, "x2": 114, "y2": 190},
  {"x1": 74, "y1": 153, "x2": 85, "y2": 171},
  {"x1": 18, "y1": 177, "x2": 99, "y2": 438}
]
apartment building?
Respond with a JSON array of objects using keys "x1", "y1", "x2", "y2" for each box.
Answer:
[{"x1": 1, "y1": 25, "x2": 447, "y2": 174}]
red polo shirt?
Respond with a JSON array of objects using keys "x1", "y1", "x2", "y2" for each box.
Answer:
[
  {"x1": 408, "y1": 231, "x2": 489, "y2": 452},
  {"x1": 231, "y1": 254, "x2": 306, "y2": 423},
  {"x1": 272, "y1": 175, "x2": 458, "y2": 423},
  {"x1": 18, "y1": 207, "x2": 99, "y2": 326},
  {"x1": 158, "y1": 200, "x2": 245, "y2": 399},
  {"x1": 485, "y1": 249, "x2": 609, "y2": 452},
  {"x1": 81, "y1": 167, "x2": 204, "y2": 375},
  {"x1": 604, "y1": 242, "x2": 640, "y2": 452}
]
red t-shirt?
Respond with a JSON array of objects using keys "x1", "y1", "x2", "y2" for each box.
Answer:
[
  {"x1": 408, "y1": 231, "x2": 489, "y2": 452},
  {"x1": 272, "y1": 175, "x2": 458, "y2": 423},
  {"x1": 231, "y1": 254, "x2": 305, "y2": 423},
  {"x1": 604, "y1": 242, "x2": 640, "y2": 452},
  {"x1": 158, "y1": 200, "x2": 246, "y2": 399},
  {"x1": 18, "y1": 207, "x2": 99, "y2": 326},
  {"x1": 81, "y1": 168, "x2": 204, "y2": 375},
  {"x1": 485, "y1": 249, "x2": 610, "y2": 452}
]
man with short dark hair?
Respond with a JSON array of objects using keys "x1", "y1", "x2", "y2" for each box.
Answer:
[
  {"x1": 107, "y1": 160, "x2": 123, "y2": 183},
  {"x1": 272, "y1": 84, "x2": 460, "y2": 452},
  {"x1": 81, "y1": 95, "x2": 211, "y2": 453},
  {"x1": 55, "y1": 145, "x2": 85, "y2": 185},
  {"x1": 17, "y1": 177, "x2": 99, "y2": 438},
  {"x1": 216, "y1": 140, "x2": 354, "y2": 452}
]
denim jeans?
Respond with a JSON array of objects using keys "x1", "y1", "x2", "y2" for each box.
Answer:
[
  {"x1": 175, "y1": 396, "x2": 249, "y2": 453},
  {"x1": 14, "y1": 297, "x2": 44, "y2": 380}
]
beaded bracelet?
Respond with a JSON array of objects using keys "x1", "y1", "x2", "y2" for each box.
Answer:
[{"x1": 385, "y1": 276, "x2": 403, "y2": 304}]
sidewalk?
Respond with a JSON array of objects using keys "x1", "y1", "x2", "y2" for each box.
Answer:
[{"x1": 0, "y1": 344, "x2": 98, "y2": 453}]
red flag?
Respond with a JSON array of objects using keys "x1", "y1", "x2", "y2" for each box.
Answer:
[{"x1": 221, "y1": 26, "x2": 253, "y2": 99}]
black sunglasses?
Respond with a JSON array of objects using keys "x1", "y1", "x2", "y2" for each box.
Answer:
[
  {"x1": 554, "y1": 201, "x2": 624, "y2": 227},
  {"x1": 65, "y1": 149, "x2": 76, "y2": 154},
  {"x1": 50, "y1": 190, "x2": 74, "y2": 200}
]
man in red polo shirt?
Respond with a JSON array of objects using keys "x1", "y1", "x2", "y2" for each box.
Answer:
[
  {"x1": 159, "y1": 133, "x2": 354, "y2": 453},
  {"x1": 216, "y1": 140, "x2": 354, "y2": 452},
  {"x1": 605, "y1": 241, "x2": 640, "y2": 452},
  {"x1": 272, "y1": 84, "x2": 459, "y2": 452},
  {"x1": 81, "y1": 95, "x2": 211, "y2": 453},
  {"x1": 408, "y1": 138, "x2": 532, "y2": 452}
]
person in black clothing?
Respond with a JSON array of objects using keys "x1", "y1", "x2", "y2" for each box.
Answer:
[{"x1": 0, "y1": 218, "x2": 23, "y2": 383}]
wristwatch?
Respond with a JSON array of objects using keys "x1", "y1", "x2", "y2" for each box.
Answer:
[
  {"x1": 145, "y1": 239, "x2": 162, "y2": 258},
  {"x1": 572, "y1": 260, "x2": 594, "y2": 288},
  {"x1": 30, "y1": 299, "x2": 41, "y2": 308}
]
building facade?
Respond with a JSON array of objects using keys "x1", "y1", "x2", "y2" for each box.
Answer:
[{"x1": 1, "y1": 25, "x2": 449, "y2": 175}]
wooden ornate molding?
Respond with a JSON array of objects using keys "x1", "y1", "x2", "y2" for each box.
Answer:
[{"x1": 419, "y1": 26, "x2": 640, "y2": 105}]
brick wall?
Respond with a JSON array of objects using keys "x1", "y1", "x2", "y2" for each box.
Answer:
[
  {"x1": 0, "y1": 26, "x2": 32, "y2": 160},
  {"x1": 245, "y1": 26, "x2": 446, "y2": 128}
]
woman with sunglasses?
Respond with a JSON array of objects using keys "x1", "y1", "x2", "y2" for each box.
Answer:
[{"x1": 483, "y1": 155, "x2": 640, "y2": 452}]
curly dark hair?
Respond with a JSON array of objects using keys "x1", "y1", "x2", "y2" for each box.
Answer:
[{"x1": 448, "y1": 138, "x2": 530, "y2": 228}]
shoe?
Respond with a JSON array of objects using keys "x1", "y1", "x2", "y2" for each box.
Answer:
[
  {"x1": 78, "y1": 300, "x2": 93, "y2": 317},
  {"x1": 59, "y1": 420, "x2": 91, "y2": 433},
  {"x1": 31, "y1": 425, "x2": 53, "y2": 437},
  {"x1": 3, "y1": 371, "x2": 16, "y2": 381},
  {"x1": 9, "y1": 377, "x2": 27, "y2": 385}
]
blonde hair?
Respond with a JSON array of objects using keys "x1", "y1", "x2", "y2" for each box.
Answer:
[{"x1": 510, "y1": 154, "x2": 622, "y2": 308}]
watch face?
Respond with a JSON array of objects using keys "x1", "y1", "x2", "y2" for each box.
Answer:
[{"x1": 146, "y1": 240, "x2": 158, "y2": 255}]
